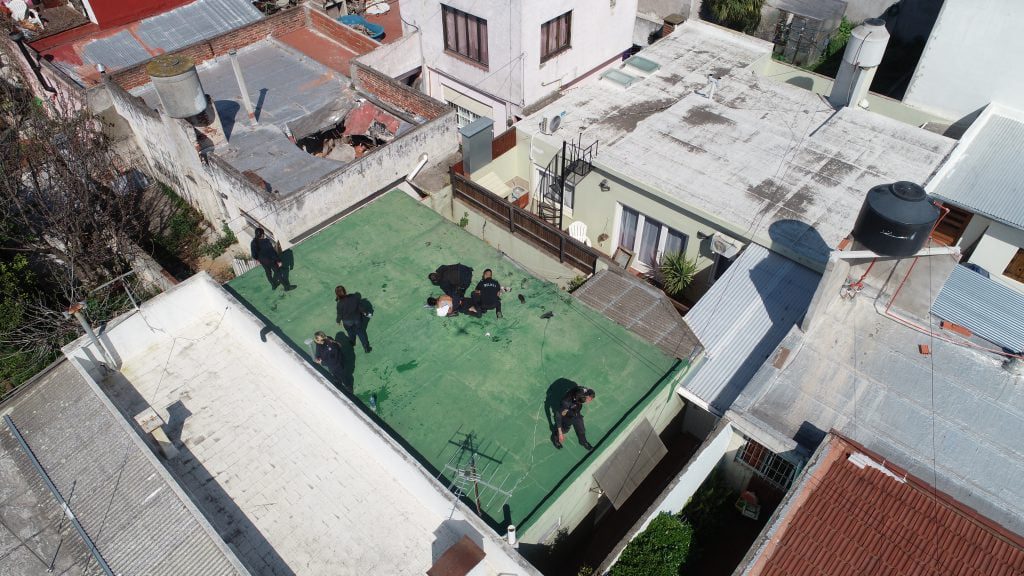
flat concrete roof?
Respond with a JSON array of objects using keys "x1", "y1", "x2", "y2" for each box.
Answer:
[
  {"x1": 726, "y1": 253, "x2": 1024, "y2": 537},
  {"x1": 520, "y1": 21, "x2": 955, "y2": 269},
  {"x1": 66, "y1": 272, "x2": 538, "y2": 576},
  {"x1": 227, "y1": 191, "x2": 681, "y2": 532}
]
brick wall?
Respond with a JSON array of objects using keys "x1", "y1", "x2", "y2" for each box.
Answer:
[
  {"x1": 111, "y1": 6, "x2": 306, "y2": 90},
  {"x1": 351, "y1": 62, "x2": 448, "y2": 120},
  {"x1": 309, "y1": 9, "x2": 379, "y2": 54}
]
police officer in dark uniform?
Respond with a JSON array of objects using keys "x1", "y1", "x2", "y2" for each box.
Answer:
[
  {"x1": 250, "y1": 228, "x2": 293, "y2": 291},
  {"x1": 428, "y1": 263, "x2": 473, "y2": 311},
  {"x1": 556, "y1": 386, "x2": 596, "y2": 450},
  {"x1": 313, "y1": 331, "x2": 345, "y2": 387},
  {"x1": 335, "y1": 285, "x2": 372, "y2": 353},
  {"x1": 470, "y1": 269, "x2": 503, "y2": 318}
]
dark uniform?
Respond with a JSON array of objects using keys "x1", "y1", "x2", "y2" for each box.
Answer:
[
  {"x1": 431, "y1": 264, "x2": 473, "y2": 310},
  {"x1": 250, "y1": 235, "x2": 291, "y2": 290},
  {"x1": 336, "y1": 292, "x2": 371, "y2": 353},
  {"x1": 558, "y1": 386, "x2": 595, "y2": 450},
  {"x1": 315, "y1": 337, "x2": 345, "y2": 387},
  {"x1": 472, "y1": 276, "x2": 502, "y2": 317}
]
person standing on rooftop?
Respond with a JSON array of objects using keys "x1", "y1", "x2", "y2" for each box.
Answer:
[
  {"x1": 556, "y1": 386, "x2": 596, "y2": 451},
  {"x1": 313, "y1": 331, "x2": 345, "y2": 387},
  {"x1": 336, "y1": 285, "x2": 372, "y2": 353},
  {"x1": 250, "y1": 228, "x2": 293, "y2": 291}
]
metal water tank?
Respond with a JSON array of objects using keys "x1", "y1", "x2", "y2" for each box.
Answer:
[
  {"x1": 852, "y1": 181, "x2": 939, "y2": 258},
  {"x1": 146, "y1": 54, "x2": 205, "y2": 119},
  {"x1": 843, "y1": 18, "x2": 890, "y2": 68}
]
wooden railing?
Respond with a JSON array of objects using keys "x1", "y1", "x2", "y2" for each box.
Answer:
[{"x1": 450, "y1": 167, "x2": 600, "y2": 274}]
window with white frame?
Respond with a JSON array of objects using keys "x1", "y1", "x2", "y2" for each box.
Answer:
[
  {"x1": 734, "y1": 437, "x2": 797, "y2": 491},
  {"x1": 447, "y1": 101, "x2": 481, "y2": 128},
  {"x1": 617, "y1": 206, "x2": 687, "y2": 268}
]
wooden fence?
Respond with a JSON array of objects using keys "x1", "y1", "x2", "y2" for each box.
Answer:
[{"x1": 450, "y1": 168, "x2": 600, "y2": 274}]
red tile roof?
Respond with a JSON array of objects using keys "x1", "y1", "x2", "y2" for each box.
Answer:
[{"x1": 745, "y1": 435, "x2": 1024, "y2": 576}]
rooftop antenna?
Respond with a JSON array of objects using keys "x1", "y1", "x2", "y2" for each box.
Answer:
[
  {"x1": 440, "y1": 430, "x2": 514, "y2": 516},
  {"x1": 700, "y1": 73, "x2": 720, "y2": 101}
]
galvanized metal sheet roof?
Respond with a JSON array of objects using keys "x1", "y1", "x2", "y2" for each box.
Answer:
[
  {"x1": 931, "y1": 114, "x2": 1024, "y2": 230},
  {"x1": 137, "y1": 0, "x2": 262, "y2": 54},
  {"x1": 0, "y1": 362, "x2": 247, "y2": 576},
  {"x1": 681, "y1": 244, "x2": 820, "y2": 414},
  {"x1": 81, "y1": 30, "x2": 152, "y2": 69},
  {"x1": 931, "y1": 264, "x2": 1024, "y2": 352},
  {"x1": 76, "y1": 0, "x2": 261, "y2": 73}
]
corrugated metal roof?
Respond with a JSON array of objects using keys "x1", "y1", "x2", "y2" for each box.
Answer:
[
  {"x1": 681, "y1": 244, "x2": 820, "y2": 414},
  {"x1": 136, "y1": 0, "x2": 262, "y2": 53},
  {"x1": 931, "y1": 114, "x2": 1024, "y2": 230},
  {"x1": 573, "y1": 267, "x2": 702, "y2": 359},
  {"x1": 1, "y1": 362, "x2": 247, "y2": 576},
  {"x1": 931, "y1": 264, "x2": 1024, "y2": 352},
  {"x1": 76, "y1": 0, "x2": 261, "y2": 73},
  {"x1": 81, "y1": 30, "x2": 152, "y2": 69}
]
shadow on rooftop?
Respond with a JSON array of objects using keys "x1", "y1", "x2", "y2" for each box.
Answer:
[
  {"x1": 768, "y1": 219, "x2": 831, "y2": 265},
  {"x1": 215, "y1": 100, "x2": 241, "y2": 141},
  {"x1": 101, "y1": 372, "x2": 295, "y2": 576}
]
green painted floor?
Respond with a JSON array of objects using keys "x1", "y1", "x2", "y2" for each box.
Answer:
[{"x1": 228, "y1": 192, "x2": 677, "y2": 530}]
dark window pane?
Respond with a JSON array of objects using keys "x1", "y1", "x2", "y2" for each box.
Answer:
[{"x1": 619, "y1": 207, "x2": 638, "y2": 250}]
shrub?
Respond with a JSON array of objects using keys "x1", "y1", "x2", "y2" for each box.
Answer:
[
  {"x1": 610, "y1": 513, "x2": 693, "y2": 576},
  {"x1": 567, "y1": 275, "x2": 587, "y2": 293},
  {"x1": 706, "y1": 0, "x2": 764, "y2": 34},
  {"x1": 202, "y1": 223, "x2": 238, "y2": 258},
  {"x1": 656, "y1": 251, "x2": 698, "y2": 298}
]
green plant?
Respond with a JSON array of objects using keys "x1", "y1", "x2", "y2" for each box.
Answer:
[
  {"x1": 567, "y1": 275, "x2": 587, "y2": 292},
  {"x1": 706, "y1": 0, "x2": 764, "y2": 34},
  {"x1": 656, "y1": 251, "x2": 698, "y2": 298},
  {"x1": 810, "y1": 17, "x2": 854, "y2": 74},
  {"x1": 577, "y1": 565, "x2": 594, "y2": 576},
  {"x1": 202, "y1": 223, "x2": 238, "y2": 258},
  {"x1": 610, "y1": 513, "x2": 693, "y2": 576},
  {"x1": 680, "y1": 470, "x2": 738, "y2": 541},
  {"x1": 458, "y1": 211, "x2": 470, "y2": 228}
]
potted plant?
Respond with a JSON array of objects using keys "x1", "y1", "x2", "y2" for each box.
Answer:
[{"x1": 653, "y1": 251, "x2": 697, "y2": 301}]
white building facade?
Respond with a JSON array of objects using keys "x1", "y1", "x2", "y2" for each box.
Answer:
[{"x1": 402, "y1": 0, "x2": 639, "y2": 127}]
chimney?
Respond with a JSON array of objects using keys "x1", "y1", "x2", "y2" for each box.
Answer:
[
  {"x1": 460, "y1": 117, "x2": 494, "y2": 175},
  {"x1": 829, "y1": 19, "x2": 890, "y2": 108},
  {"x1": 228, "y1": 50, "x2": 257, "y2": 124},
  {"x1": 662, "y1": 13, "x2": 685, "y2": 38}
]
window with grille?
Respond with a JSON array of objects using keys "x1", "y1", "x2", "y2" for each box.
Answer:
[
  {"x1": 734, "y1": 437, "x2": 797, "y2": 490},
  {"x1": 442, "y1": 5, "x2": 488, "y2": 67},
  {"x1": 447, "y1": 101, "x2": 481, "y2": 129},
  {"x1": 1005, "y1": 249, "x2": 1024, "y2": 283},
  {"x1": 541, "y1": 11, "x2": 572, "y2": 62}
]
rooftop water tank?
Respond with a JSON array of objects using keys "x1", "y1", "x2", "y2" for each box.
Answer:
[
  {"x1": 852, "y1": 181, "x2": 939, "y2": 258},
  {"x1": 843, "y1": 18, "x2": 890, "y2": 68},
  {"x1": 146, "y1": 54, "x2": 205, "y2": 119}
]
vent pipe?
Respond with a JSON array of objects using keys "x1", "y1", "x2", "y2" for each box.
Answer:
[
  {"x1": 229, "y1": 50, "x2": 257, "y2": 124},
  {"x1": 829, "y1": 19, "x2": 890, "y2": 108}
]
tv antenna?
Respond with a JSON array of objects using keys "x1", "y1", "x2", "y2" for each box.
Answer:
[{"x1": 440, "y1": 430, "x2": 515, "y2": 516}]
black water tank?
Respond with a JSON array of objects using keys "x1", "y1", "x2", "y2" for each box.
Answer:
[{"x1": 852, "y1": 181, "x2": 939, "y2": 257}]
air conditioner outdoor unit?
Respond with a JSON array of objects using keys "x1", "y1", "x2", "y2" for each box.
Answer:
[
  {"x1": 711, "y1": 233, "x2": 742, "y2": 259},
  {"x1": 540, "y1": 113, "x2": 561, "y2": 135}
]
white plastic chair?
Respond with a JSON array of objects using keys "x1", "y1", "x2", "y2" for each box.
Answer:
[{"x1": 568, "y1": 221, "x2": 591, "y2": 247}]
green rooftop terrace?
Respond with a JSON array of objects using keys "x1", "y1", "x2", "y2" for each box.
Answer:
[{"x1": 228, "y1": 191, "x2": 679, "y2": 531}]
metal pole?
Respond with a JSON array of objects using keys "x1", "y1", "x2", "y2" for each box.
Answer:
[
  {"x1": 68, "y1": 303, "x2": 117, "y2": 369},
  {"x1": 558, "y1": 140, "x2": 567, "y2": 230},
  {"x1": 228, "y1": 50, "x2": 257, "y2": 123},
  {"x1": 4, "y1": 415, "x2": 115, "y2": 576}
]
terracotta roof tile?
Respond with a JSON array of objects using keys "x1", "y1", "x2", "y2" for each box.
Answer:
[{"x1": 747, "y1": 438, "x2": 1024, "y2": 576}]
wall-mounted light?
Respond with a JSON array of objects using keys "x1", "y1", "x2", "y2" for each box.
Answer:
[
  {"x1": 697, "y1": 231, "x2": 712, "y2": 240},
  {"x1": 599, "y1": 179, "x2": 610, "y2": 192}
]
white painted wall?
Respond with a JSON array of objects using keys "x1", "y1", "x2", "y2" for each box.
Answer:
[
  {"x1": 967, "y1": 220, "x2": 1024, "y2": 293},
  {"x1": 904, "y1": 0, "x2": 1024, "y2": 121},
  {"x1": 403, "y1": 0, "x2": 637, "y2": 122}
]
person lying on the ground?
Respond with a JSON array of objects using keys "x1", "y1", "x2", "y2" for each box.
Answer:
[
  {"x1": 428, "y1": 263, "x2": 473, "y2": 309},
  {"x1": 426, "y1": 295, "x2": 459, "y2": 317}
]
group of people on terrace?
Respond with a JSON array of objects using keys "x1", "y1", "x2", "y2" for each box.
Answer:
[{"x1": 427, "y1": 263, "x2": 507, "y2": 318}]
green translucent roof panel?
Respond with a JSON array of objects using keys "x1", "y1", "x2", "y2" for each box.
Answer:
[
  {"x1": 624, "y1": 55, "x2": 661, "y2": 74},
  {"x1": 600, "y1": 68, "x2": 640, "y2": 88},
  {"x1": 228, "y1": 191, "x2": 678, "y2": 531}
]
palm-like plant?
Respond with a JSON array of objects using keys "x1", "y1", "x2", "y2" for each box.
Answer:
[
  {"x1": 656, "y1": 251, "x2": 698, "y2": 298},
  {"x1": 707, "y1": 0, "x2": 765, "y2": 33}
]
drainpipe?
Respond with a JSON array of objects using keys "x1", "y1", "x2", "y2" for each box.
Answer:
[
  {"x1": 66, "y1": 302, "x2": 117, "y2": 369},
  {"x1": 228, "y1": 50, "x2": 257, "y2": 124},
  {"x1": 8, "y1": 31, "x2": 55, "y2": 93}
]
